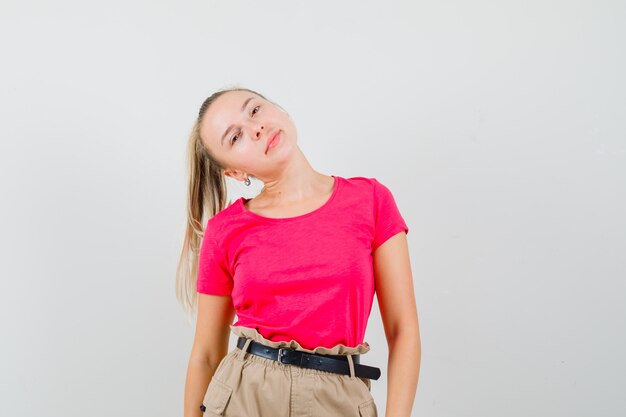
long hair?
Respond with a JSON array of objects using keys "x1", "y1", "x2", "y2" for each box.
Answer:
[{"x1": 175, "y1": 86, "x2": 269, "y2": 322}]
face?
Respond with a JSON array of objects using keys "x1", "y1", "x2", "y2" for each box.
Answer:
[{"x1": 199, "y1": 90, "x2": 297, "y2": 181}]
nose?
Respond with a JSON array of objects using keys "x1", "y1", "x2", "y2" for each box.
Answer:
[{"x1": 254, "y1": 125, "x2": 264, "y2": 140}]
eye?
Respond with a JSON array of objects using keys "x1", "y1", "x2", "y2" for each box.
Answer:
[{"x1": 230, "y1": 105, "x2": 261, "y2": 146}]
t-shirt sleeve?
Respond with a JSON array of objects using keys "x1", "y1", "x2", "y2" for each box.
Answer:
[
  {"x1": 196, "y1": 221, "x2": 233, "y2": 296},
  {"x1": 371, "y1": 178, "x2": 409, "y2": 251}
]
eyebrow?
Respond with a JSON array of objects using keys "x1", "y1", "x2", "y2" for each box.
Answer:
[{"x1": 221, "y1": 96, "x2": 256, "y2": 146}]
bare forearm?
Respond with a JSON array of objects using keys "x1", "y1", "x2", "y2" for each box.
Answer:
[
  {"x1": 183, "y1": 355, "x2": 219, "y2": 417},
  {"x1": 385, "y1": 330, "x2": 421, "y2": 417}
]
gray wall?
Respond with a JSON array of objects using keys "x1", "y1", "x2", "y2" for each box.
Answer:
[{"x1": 1, "y1": 1, "x2": 624, "y2": 416}]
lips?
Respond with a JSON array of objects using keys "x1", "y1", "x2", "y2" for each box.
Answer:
[{"x1": 265, "y1": 130, "x2": 280, "y2": 153}]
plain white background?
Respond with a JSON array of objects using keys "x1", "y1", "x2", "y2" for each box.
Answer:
[{"x1": 1, "y1": 1, "x2": 624, "y2": 416}]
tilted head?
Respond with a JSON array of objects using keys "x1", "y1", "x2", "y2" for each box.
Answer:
[{"x1": 197, "y1": 88, "x2": 297, "y2": 183}]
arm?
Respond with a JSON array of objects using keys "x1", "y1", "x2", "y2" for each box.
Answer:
[
  {"x1": 373, "y1": 231, "x2": 421, "y2": 417},
  {"x1": 183, "y1": 294, "x2": 236, "y2": 417}
]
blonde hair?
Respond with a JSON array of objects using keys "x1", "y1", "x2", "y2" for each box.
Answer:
[{"x1": 176, "y1": 86, "x2": 269, "y2": 321}]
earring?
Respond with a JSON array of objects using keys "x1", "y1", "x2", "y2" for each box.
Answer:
[{"x1": 244, "y1": 177, "x2": 251, "y2": 186}]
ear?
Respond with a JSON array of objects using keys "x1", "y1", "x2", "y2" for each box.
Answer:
[{"x1": 224, "y1": 169, "x2": 245, "y2": 182}]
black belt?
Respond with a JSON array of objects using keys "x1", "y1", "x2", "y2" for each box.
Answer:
[{"x1": 236, "y1": 336, "x2": 381, "y2": 380}]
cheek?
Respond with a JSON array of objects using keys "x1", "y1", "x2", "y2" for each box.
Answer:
[{"x1": 236, "y1": 141, "x2": 260, "y2": 159}]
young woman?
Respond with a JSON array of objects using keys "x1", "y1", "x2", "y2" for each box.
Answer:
[{"x1": 177, "y1": 87, "x2": 421, "y2": 417}]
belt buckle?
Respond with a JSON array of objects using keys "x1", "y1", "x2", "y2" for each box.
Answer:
[{"x1": 277, "y1": 347, "x2": 294, "y2": 364}]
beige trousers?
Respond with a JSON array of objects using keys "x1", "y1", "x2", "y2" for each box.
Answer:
[{"x1": 202, "y1": 325, "x2": 378, "y2": 417}]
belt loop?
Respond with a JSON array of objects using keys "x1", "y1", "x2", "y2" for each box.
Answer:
[
  {"x1": 237, "y1": 338, "x2": 253, "y2": 362},
  {"x1": 347, "y1": 354, "x2": 356, "y2": 379}
]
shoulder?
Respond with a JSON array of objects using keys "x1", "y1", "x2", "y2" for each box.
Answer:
[
  {"x1": 339, "y1": 176, "x2": 403, "y2": 215},
  {"x1": 340, "y1": 175, "x2": 390, "y2": 197},
  {"x1": 340, "y1": 175, "x2": 377, "y2": 192},
  {"x1": 203, "y1": 198, "x2": 244, "y2": 239}
]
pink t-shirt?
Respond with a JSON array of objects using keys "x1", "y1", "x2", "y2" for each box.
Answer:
[{"x1": 196, "y1": 175, "x2": 409, "y2": 350}]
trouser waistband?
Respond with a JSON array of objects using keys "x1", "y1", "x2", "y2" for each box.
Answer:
[{"x1": 236, "y1": 336, "x2": 381, "y2": 380}]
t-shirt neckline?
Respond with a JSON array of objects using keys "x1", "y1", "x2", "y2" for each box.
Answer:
[{"x1": 238, "y1": 175, "x2": 341, "y2": 221}]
